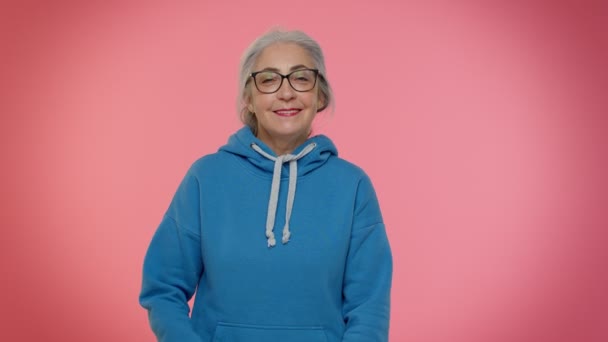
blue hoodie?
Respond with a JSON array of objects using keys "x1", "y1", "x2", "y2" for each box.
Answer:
[{"x1": 140, "y1": 127, "x2": 392, "y2": 342}]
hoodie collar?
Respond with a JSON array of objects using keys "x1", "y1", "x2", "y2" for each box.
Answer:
[{"x1": 219, "y1": 126, "x2": 337, "y2": 178}]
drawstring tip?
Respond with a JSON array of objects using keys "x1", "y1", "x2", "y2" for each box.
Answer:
[
  {"x1": 266, "y1": 230, "x2": 276, "y2": 248},
  {"x1": 267, "y1": 237, "x2": 276, "y2": 248},
  {"x1": 282, "y1": 231, "x2": 291, "y2": 244}
]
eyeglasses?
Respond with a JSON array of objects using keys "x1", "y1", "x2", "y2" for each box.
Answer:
[{"x1": 250, "y1": 68, "x2": 319, "y2": 94}]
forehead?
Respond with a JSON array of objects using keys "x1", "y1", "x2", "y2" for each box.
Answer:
[{"x1": 254, "y1": 43, "x2": 315, "y2": 72}]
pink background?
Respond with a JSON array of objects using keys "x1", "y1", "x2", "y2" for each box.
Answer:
[{"x1": 1, "y1": 1, "x2": 607, "y2": 341}]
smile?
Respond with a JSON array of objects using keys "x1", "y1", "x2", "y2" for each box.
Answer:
[{"x1": 274, "y1": 109, "x2": 301, "y2": 117}]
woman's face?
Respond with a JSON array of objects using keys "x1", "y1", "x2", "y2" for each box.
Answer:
[{"x1": 246, "y1": 43, "x2": 323, "y2": 149}]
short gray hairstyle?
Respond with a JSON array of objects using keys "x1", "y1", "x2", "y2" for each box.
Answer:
[{"x1": 237, "y1": 29, "x2": 334, "y2": 134}]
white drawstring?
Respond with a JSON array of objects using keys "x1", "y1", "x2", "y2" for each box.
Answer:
[{"x1": 250, "y1": 143, "x2": 316, "y2": 247}]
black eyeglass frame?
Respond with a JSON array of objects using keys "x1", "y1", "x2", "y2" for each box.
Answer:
[{"x1": 249, "y1": 68, "x2": 320, "y2": 94}]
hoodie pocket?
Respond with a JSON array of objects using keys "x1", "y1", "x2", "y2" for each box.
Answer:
[{"x1": 212, "y1": 322, "x2": 328, "y2": 342}]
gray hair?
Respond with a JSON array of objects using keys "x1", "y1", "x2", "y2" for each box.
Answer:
[{"x1": 237, "y1": 29, "x2": 334, "y2": 134}]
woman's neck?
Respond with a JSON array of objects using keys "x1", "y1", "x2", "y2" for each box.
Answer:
[{"x1": 256, "y1": 132, "x2": 307, "y2": 156}]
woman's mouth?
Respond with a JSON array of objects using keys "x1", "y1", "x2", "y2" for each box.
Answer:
[{"x1": 274, "y1": 109, "x2": 301, "y2": 117}]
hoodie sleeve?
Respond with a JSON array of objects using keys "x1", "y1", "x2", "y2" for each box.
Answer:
[
  {"x1": 342, "y1": 175, "x2": 393, "y2": 342},
  {"x1": 139, "y1": 169, "x2": 204, "y2": 342}
]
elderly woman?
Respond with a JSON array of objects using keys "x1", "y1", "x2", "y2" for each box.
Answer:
[{"x1": 140, "y1": 29, "x2": 392, "y2": 342}]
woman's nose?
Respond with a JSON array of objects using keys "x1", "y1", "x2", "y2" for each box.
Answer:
[{"x1": 276, "y1": 78, "x2": 296, "y2": 100}]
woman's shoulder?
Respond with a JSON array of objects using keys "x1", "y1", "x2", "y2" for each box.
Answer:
[
  {"x1": 325, "y1": 155, "x2": 370, "y2": 180},
  {"x1": 185, "y1": 150, "x2": 235, "y2": 176}
]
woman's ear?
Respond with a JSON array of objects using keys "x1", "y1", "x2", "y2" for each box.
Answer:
[
  {"x1": 244, "y1": 92, "x2": 254, "y2": 113},
  {"x1": 317, "y1": 93, "x2": 326, "y2": 112}
]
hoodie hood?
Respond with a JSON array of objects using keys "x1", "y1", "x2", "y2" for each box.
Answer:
[
  {"x1": 219, "y1": 126, "x2": 338, "y2": 177},
  {"x1": 219, "y1": 126, "x2": 338, "y2": 247}
]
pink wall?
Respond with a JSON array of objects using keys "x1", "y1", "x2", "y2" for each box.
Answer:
[{"x1": 1, "y1": 1, "x2": 607, "y2": 341}]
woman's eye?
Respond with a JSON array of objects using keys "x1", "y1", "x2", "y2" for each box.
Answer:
[
  {"x1": 259, "y1": 73, "x2": 278, "y2": 83},
  {"x1": 291, "y1": 72, "x2": 310, "y2": 82}
]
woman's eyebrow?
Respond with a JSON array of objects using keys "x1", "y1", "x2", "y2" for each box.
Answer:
[{"x1": 259, "y1": 64, "x2": 310, "y2": 73}]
